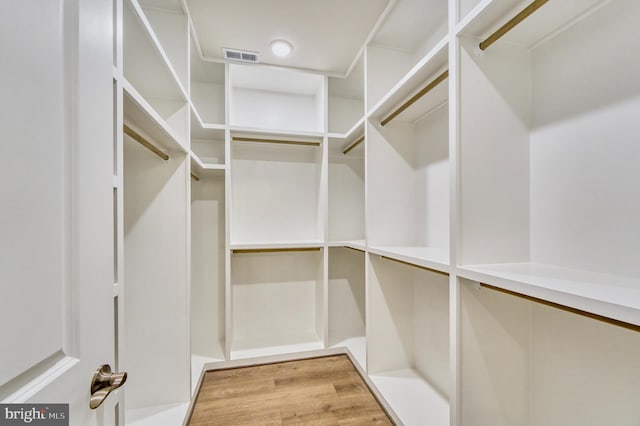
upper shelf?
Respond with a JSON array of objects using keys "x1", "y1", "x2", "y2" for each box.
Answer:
[
  {"x1": 458, "y1": 262, "x2": 640, "y2": 327},
  {"x1": 368, "y1": 37, "x2": 448, "y2": 124},
  {"x1": 124, "y1": 0, "x2": 187, "y2": 101},
  {"x1": 457, "y1": 0, "x2": 606, "y2": 48},
  {"x1": 123, "y1": 79, "x2": 188, "y2": 155},
  {"x1": 190, "y1": 38, "x2": 226, "y2": 126},
  {"x1": 137, "y1": 0, "x2": 189, "y2": 92}
]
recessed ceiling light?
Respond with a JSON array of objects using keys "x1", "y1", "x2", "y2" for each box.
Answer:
[{"x1": 270, "y1": 40, "x2": 292, "y2": 57}]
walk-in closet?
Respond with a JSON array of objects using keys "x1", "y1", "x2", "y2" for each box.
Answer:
[{"x1": 6, "y1": 0, "x2": 636, "y2": 424}]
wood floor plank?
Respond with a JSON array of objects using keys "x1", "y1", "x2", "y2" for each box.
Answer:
[{"x1": 188, "y1": 355, "x2": 394, "y2": 425}]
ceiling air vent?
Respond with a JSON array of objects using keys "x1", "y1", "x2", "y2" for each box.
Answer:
[{"x1": 223, "y1": 48, "x2": 260, "y2": 63}]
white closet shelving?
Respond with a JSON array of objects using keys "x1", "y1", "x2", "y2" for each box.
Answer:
[
  {"x1": 457, "y1": 0, "x2": 640, "y2": 325},
  {"x1": 366, "y1": 0, "x2": 448, "y2": 110},
  {"x1": 454, "y1": 0, "x2": 640, "y2": 423},
  {"x1": 190, "y1": 39, "x2": 225, "y2": 126},
  {"x1": 367, "y1": 36, "x2": 450, "y2": 273},
  {"x1": 190, "y1": 168, "x2": 226, "y2": 393},
  {"x1": 328, "y1": 54, "x2": 365, "y2": 135},
  {"x1": 106, "y1": 0, "x2": 640, "y2": 424},
  {"x1": 230, "y1": 248, "x2": 325, "y2": 359},
  {"x1": 117, "y1": 0, "x2": 192, "y2": 424},
  {"x1": 123, "y1": 0, "x2": 188, "y2": 148},
  {"x1": 230, "y1": 133, "x2": 324, "y2": 246},
  {"x1": 368, "y1": 255, "x2": 450, "y2": 426}
]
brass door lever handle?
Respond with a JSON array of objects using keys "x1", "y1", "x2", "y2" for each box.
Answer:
[{"x1": 90, "y1": 364, "x2": 127, "y2": 409}]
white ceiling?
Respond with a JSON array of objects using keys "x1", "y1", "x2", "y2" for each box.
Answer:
[{"x1": 186, "y1": 0, "x2": 391, "y2": 76}]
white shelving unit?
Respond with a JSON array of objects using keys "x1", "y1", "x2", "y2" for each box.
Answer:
[
  {"x1": 123, "y1": 0, "x2": 188, "y2": 146},
  {"x1": 230, "y1": 133, "x2": 324, "y2": 245},
  {"x1": 328, "y1": 54, "x2": 364, "y2": 134},
  {"x1": 368, "y1": 254, "x2": 450, "y2": 426},
  {"x1": 460, "y1": 277, "x2": 640, "y2": 425},
  {"x1": 328, "y1": 247, "x2": 367, "y2": 369},
  {"x1": 105, "y1": 0, "x2": 640, "y2": 424},
  {"x1": 367, "y1": 36, "x2": 450, "y2": 274},
  {"x1": 366, "y1": 0, "x2": 448, "y2": 110},
  {"x1": 230, "y1": 249, "x2": 325, "y2": 359},
  {"x1": 457, "y1": 0, "x2": 640, "y2": 323},
  {"x1": 190, "y1": 167, "x2": 226, "y2": 393},
  {"x1": 328, "y1": 129, "x2": 365, "y2": 243},
  {"x1": 190, "y1": 39, "x2": 225, "y2": 126},
  {"x1": 229, "y1": 64, "x2": 325, "y2": 134}
]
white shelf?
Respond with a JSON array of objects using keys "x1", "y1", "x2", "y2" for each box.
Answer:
[
  {"x1": 230, "y1": 241, "x2": 323, "y2": 251},
  {"x1": 123, "y1": 79, "x2": 188, "y2": 154},
  {"x1": 368, "y1": 36, "x2": 448, "y2": 121},
  {"x1": 127, "y1": 0, "x2": 188, "y2": 100},
  {"x1": 327, "y1": 240, "x2": 366, "y2": 252},
  {"x1": 458, "y1": 262, "x2": 640, "y2": 326},
  {"x1": 370, "y1": 368, "x2": 449, "y2": 426},
  {"x1": 231, "y1": 333, "x2": 324, "y2": 360},
  {"x1": 230, "y1": 126, "x2": 324, "y2": 140},
  {"x1": 190, "y1": 102, "x2": 225, "y2": 131},
  {"x1": 327, "y1": 115, "x2": 365, "y2": 141},
  {"x1": 368, "y1": 245, "x2": 450, "y2": 274}
]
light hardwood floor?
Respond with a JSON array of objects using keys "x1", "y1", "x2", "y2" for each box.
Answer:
[{"x1": 188, "y1": 355, "x2": 394, "y2": 425}]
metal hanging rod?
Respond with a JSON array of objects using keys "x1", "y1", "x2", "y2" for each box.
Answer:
[
  {"x1": 479, "y1": 0, "x2": 550, "y2": 51},
  {"x1": 380, "y1": 256, "x2": 449, "y2": 277},
  {"x1": 343, "y1": 136, "x2": 365, "y2": 155},
  {"x1": 233, "y1": 137, "x2": 321, "y2": 147},
  {"x1": 191, "y1": 173, "x2": 200, "y2": 182},
  {"x1": 232, "y1": 247, "x2": 321, "y2": 254},
  {"x1": 480, "y1": 283, "x2": 640, "y2": 333},
  {"x1": 123, "y1": 124, "x2": 169, "y2": 161},
  {"x1": 381, "y1": 70, "x2": 449, "y2": 127}
]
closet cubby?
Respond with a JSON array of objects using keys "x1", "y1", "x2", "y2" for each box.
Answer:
[
  {"x1": 368, "y1": 254, "x2": 450, "y2": 426},
  {"x1": 328, "y1": 54, "x2": 364, "y2": 135},
  {"x1": 190, "y1": 119, "x2": 225, "y2": 169},
  {"x1": 190, "y1": 171, "x2": 226, "y2": 392},
  {"x1": 123, "y1": 0, "x2": 188, "y2": 148},
  {"x1": 366, "y1": 45, "x2": 450, "y2": 272},
  {"x1": 230, "y1": 133, "x2": 324, "y2": 246},
  {"x1": 457, "y1": 0, "x2": 640, "y2": 324},
  {"x1": 328, "y1": 128, "x2": 365, "y2": 245},
  {"x1": 230, "y1": 249, "x2": 325, "y2": 359},
  {"x1": 366, "y1": 0, "x2": 448, "y2": 111},
  {"x1": 190, "y1": 40, "x2": 225, "y2": 126},
  {"x1": 460, "y1": 277, "x2": 640, "y2": 426},
  {"x1": 328, "y1": 247, "x2": 366, "y2": 368},
  {"x1": 229, "y1": 64, "x2": 325, "y2": 134},
  {"x1": 137, "y1": 0, "x2": 188, "y2": 93},
  {"x1": 123, "y1": 126, "x2": 189, "y2": 410}
]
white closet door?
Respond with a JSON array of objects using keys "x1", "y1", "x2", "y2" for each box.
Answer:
[{"x1": 0, "y1": 0, "x2": 117, "y2": 423}]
